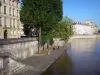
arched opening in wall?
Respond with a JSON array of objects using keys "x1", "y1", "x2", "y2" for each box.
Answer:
[{"x1": 4, "y1": 30, "x2": 7, "y2": 39}]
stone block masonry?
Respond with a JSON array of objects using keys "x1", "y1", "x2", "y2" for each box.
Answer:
[
  {"x1": 12, "y1": 47, "x2": 66, "y2": 75},
  {"x1": 0, "y1": 38, "x2": 38, "y2": 75}
]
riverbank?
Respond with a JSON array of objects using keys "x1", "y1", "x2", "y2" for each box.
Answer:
[
  {"x1": 68, "y1": 35, "x2": 100, "y2": 43},
  {"x1": 12, "y1": 47, "x2": 67, "y2": 75},
  {"x1": 70, "y1": 35, "x2": 100, "y2": 39}
]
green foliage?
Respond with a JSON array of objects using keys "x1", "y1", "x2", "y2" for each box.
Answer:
[
  {"x1": 23, "y1": 24, "x2": 34, "y2": 36},
  {"x1": 53, "y1": 17, "x2": 74, "y2": 41},
  {"x1": 49, "y1": 37, "x2": 54, "y2": 45},
  {"x1": 20, "y1": 0, "x2": 63, "y2": 36},
  {"x1": 41, "y1": 35, "x2": 49, "y2": 44},
  {"x1": 41, "y1": 35, "x2": 54, "y2": 46}
]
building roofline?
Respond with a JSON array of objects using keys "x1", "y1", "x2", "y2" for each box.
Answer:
[
  {"x1": 73, "y1": 21, "x2": 97, "y2": 27},
  {"x1": 73, "y1": 22, "x2": 88, "y2": 25}
]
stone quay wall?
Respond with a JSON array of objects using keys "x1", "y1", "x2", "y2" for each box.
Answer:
[
  {"x1": 70, "y1": 35, "x2": 100, "y2": 39},
  {"x1": 0, "y1": 38, "x2": 38, "y2": 75}
]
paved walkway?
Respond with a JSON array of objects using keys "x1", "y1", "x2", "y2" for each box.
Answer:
[{"x1": 12, "y1": 47, "x2": 67, "y2": 75}]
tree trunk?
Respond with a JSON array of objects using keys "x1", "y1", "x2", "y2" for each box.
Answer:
[
  {"x1": 43, "y1": 44, "x2": 44, "y2": 50},
  {"x1": 38, "y1": 27, "x2": 41, "y2": 53}
]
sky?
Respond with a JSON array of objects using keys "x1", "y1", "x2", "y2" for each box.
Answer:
[
  {"x1": 63, "y1": 0, "x2": 100, "y2": 29},
  {"x1": 19, "y1": 0, "x2": 100, "y2": 29}
]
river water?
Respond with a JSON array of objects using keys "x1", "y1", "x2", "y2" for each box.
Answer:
[{"x1": 41, "y1": 38, "x2": 100, "y2": 75}]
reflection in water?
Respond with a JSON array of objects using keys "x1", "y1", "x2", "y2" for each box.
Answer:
[
  {"x1": 41, "y1": 50, "x2": 73, "y2": 75},
  {"x1": 41, "y1": 38, "x2": 100, "y2": 75},
  {"x1": 69, "y1": 38, "x2": 100, "y2": 75},
  {"x1": 70, "y1": 39, "x2": 97, "y2": 54}
]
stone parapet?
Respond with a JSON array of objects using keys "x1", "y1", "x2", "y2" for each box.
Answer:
[
  {"x1": 0, "y1": 38, "x2": 38, "y2": 75},
  {"x1": 0, "y1": 38, "x2": 37, "y2": 45}
]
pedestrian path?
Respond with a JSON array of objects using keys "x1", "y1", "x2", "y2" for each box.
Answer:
[{"x1": 12, "y1": 47, "x2": 66, "y2": 75}]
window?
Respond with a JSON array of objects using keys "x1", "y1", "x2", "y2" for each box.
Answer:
[
  {"x1": 4, "y1": 0, "x2": 5, "y2": 3},
  {"x1": 0, "y1": 3, "x2": 1, "y2": 13},
  {"x1": 17, "y1": 20, "x2": 19, "y2": 25},
  {"x1": 10, "y1": 0, "x2": 13, "y2": 5},
  {"x1": 17, "y1": 20, "x2": 19, "y2": 28},
  {"x1": 4, "y1": 6, "x2": 6, "y2": 14},
  {"x1": 10, "y1": 18, "x2": 11, "y2": 27},
  {"x1": 14, "y1": 1, "x2": 16, "y2": 7},
  {"x1": 0, "y1": 17, "x2": 2, "y2": 26},
  {"x1": 13, "y1": 8, "x2": 14, "y2": 16},
  {"x1": 17, "y1": 10, "x2": 18, "y2": 17},
  {"x1": 11, "y1": 30, "x2": 13, "y2": 35},
  {"x1": 11, "y1": 8, "x2": 13, "y2": 15},
  {"x1": 18, "y1": 10, "x2": 19, "y2": 17},
  {"x1": 9, "y1": 0, "x2": 11, "y2": 5},
  {"x1": 17, "y1": 2, "x2": 18, "y2": 8},
  {"x1": 13, "y1": 19, "x2": 15, "y2": 27},
  {"x1": 11, "y1": 19, "x2": 13, "y2": 27},
  {"x1": 9, "y1": 0, "x2": 10, "y2": 4},
  {"x1": 13, "y1": 1, "x2": 14, "y2": 6},
  {"x1": 9, "y1": 7, "x2": 11, "y2": 15},
  {"x1": 4, "y1": 17, "x2": 6, "y2": 26}
]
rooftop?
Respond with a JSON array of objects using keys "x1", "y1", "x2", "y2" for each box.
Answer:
[{"x1": 74, "y1": 21, "x2": 97, "y2": 27}]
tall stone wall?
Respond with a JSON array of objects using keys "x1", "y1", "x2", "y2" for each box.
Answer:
[{"x1": 0, "y1": 38, "x2": 38, "y2": 74}]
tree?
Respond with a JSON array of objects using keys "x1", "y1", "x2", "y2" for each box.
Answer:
[
  {"x1": 20, "y1": 0, "x2": 63, "y2": 36},
  {"x1": 20, "y1": 0, "x2": 63, "y2": 51},
  {"x1": 53, "y1": 17, "x2": 74, "y2": 42}
]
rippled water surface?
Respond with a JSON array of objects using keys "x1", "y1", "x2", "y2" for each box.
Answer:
[{"x1": 41, "y1": 38, "x2": 100, "y2": 75}]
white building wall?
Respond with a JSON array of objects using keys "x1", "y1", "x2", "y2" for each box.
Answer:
[
  {"x1": 73, "y1": 21, "x2": 98, "y2": 35},
  {"x1": 73, "y1": 24, "x2": 92, "y2": 35}
]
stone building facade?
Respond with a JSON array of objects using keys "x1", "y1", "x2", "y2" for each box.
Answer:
[
  {"x1": 0, "y1": 0, "x2": 23, "y2": 39},
  {"x1": 73, "y1": 20, "x2": 98, "y2": 35},
  {"x1": 85, "y1": 20, "x2": 98, "y2": 34}
]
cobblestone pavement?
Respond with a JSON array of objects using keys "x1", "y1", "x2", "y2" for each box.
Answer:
[{"x1": 12, "y1": 47, "x2": 66, "y2": 75}]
